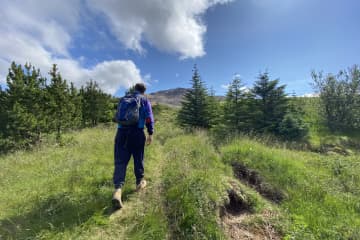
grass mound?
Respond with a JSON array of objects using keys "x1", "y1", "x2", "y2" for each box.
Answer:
[
  {"x1": 161, "y1": 133, "x2": 229, "y2": 239},
  {"x1": 221, "y1": 138, "x2": 360, "y2": 239}
]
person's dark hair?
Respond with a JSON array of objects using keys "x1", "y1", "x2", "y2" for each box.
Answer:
[{"x1": 134, "y1": 83, "x2": 146, "y2": 94}]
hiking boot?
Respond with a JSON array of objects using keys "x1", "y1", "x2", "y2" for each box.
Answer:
[
  {"x1": 112, "y1": 188, "x2": 123, "y2": 209},
  {"x1": 136, "y1": 179, "x2": 147, "y2": 191}
]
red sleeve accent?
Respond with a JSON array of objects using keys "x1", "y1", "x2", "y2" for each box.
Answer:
[{"x1": 145, "y1": 117, "x2": 151, "y2": 124}]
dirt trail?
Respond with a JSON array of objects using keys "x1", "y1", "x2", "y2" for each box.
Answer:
[
  {"x1": 220, "y1": 181, "x2": 281, "y2": 240},
  {"x1": 83, "y1": 142, "x2": 170, "y2": 240},
  {"x1": 232, "y1": 162, "x2": 286, "y2": 203}
]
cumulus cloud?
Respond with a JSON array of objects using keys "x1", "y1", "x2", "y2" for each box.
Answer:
[
  {"x1": 0, "y1": 0, "x2": 145, "y2": 94},
  {"x1": 1, "y1": 0, "x2": 230, "y2": 92},
  {"x1": 300, "y1": 93, "x2": 319, "y2": 98},
  {"x1": 221, "y1": 84, "x2": 230, "y2": 89},
  {"x1": 87, "y1": 0, "x2": 233, "y2": 59},
  {"x1": 1, "y1": 0, "x2": 80, "y2": 57},
  {"x1": 84, "y1": 60, "x2": 143, "y2": 94},
  {"x1": 0, "y1": 58, "x2": 9, "y2": 84}
]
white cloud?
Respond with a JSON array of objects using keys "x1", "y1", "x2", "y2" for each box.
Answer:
[
  {"x1": 1, "y1": 0, "x2": 230, "y2": 92},
  {"x1": 233, "y1": 73, "x2": 242, "y2": 79},
  {"x1": 87, "y1": 0, "x2": 233, "y2": 59},
  {"x1": 1, "y1": 0, "x2": 79, "y2": 57},
  {"x1": 0, "y1": 58, "x2": 9, "y2": 84},
  {"x1": 0, "y1": 0, "x2": 145, "y2": 94},
  {"x1": 300, "y1": 93, "x2": 319, "y2": 98},
  {"x1": 85, "y1": 60, "x2": 143, "y2": 94},
  {"x1": 221, "y1": 84, "x2": 230, "y2": 89}
]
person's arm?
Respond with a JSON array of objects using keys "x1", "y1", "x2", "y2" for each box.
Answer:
[{"x1": 144, "y1": 98, "x2": 154, "y2": 144}]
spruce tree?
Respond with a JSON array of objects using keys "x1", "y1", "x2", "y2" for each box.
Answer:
[
  {"x1": 80, "y1": 80, "x2": 112, "y2": 126},
  {"x1": 223, "y1": 76, "x2": 254, "y2": 132},
  {"x1": 126, "y1": 85, "x2": 136, "y2": 95},
  {"x1": 47, "y1": 64, "x2": 74, "y2": 141},
  {"x1": 207, "y1": 87, "x2": 221, "y2": 128},
  {"x1": 278, "y1": 97, "x2": 309, "y2": 140},
  {"x1": 69, "y1": 82, "x2": 83, "y2": 129},
  {"x1": 178, "y1": 65, "x2": 211, "y2": 128},
  {"x1": 252, "y1": 72, "x2": 288, "y2": 134},
  {"x1": 0, "y1": 86, "x2": 7, "y2": 134},
  {"x1": 5, "y1": 62, "x2": 47, "y2": 145},
  {"x1": 0, "y1": 86, "x2": 9, "y2": 150}
]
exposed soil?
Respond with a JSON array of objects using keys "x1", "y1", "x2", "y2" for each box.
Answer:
[
  {"x1": 220, "y1": 184, "x2": 280, "y2": 240},
  {"x1": 231, "y1": 162, "x2": 286, "y2": 203}
]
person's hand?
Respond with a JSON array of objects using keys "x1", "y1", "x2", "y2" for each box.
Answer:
[{"x1": 146, "y1": 134, "x2": 153, "y2": 145}]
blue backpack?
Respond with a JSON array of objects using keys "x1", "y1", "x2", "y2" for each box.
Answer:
[{"x1": 115, "y1": 93, "x2": 143, "y2": 126}]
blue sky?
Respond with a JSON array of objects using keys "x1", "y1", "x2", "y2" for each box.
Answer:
[{"x1": 1, "y1": 0, "x2": 359, "y2": 96}]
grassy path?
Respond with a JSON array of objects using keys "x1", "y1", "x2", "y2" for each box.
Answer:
[
  {"x1": 0, "y1": 107, "x2": 284, "y2": 240},
  {"x1": 0, "y1": 108, "x2": 174, "y2": 240},
  {"x1": 3, "y1": 106, "x2": 356, "y2": 239}
]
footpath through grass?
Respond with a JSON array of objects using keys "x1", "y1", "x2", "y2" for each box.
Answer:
[
  {"x1": 0, "y1": 110, "x2": 171, "y2": 239},
  {"x1": 0, "y1": 106, "x2": 237, "y2": 240},
  {"x1": 1, "y1": 105, "x2": 359, "y2": 239}
]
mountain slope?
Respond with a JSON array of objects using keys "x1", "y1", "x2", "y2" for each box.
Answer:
[
  {"x1": 148, "y1": 88, "x2": 225, "y2": 106},
  {"x1": 148, "y1": 88, "x2": 188, "y2": 107}
]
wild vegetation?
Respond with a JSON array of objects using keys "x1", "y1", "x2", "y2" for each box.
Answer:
[
  {"x1": 178, "y1": 66, "x2": 309, "y2": 142},
  {"x1": 0, "y1": 62, "x2": 115, "y2": 152},
  {"x1": 0, "y1": 63, "x2": 359, "y2": 239},
  {"x1": 312, "y1": 66, "x2": 360, "y2": 131}
]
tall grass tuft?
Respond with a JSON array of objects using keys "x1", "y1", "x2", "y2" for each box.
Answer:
[
  {"x1": 162, "y1": 132, "x2": 230, "y2": 240},
  {"x1": 221, "y1": 137, "x2": 360, "y2": 239}
]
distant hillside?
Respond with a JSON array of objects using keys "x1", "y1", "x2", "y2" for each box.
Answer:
[
  {"x1": 147, "y1": 88, "x2": 188, "y2": 107},
  {"x1": 147, "y1": 88, "x2": 225, "y2": 106}
]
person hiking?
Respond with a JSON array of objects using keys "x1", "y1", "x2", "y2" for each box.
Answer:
[{"x1": 112, "y1": 83, "x2": 154, "y2": 209}]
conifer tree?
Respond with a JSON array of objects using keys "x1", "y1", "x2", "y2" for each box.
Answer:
[
  {"x1": 126, "y1": 85, "x2": 136, "y2": 95},
  {"x1": 69, "y1": 82, "x2": 83, "y2": 129},
  {"x1": 178, "y1": 65, "x2": 211, "y2": 128},
  {"x1": 278, "y1": 97, "x2": 309, "y2": 141},
  {"x1": 207, "y1": 87, "x2": 221, "y2": 127},
  {"x1": 80, "y1": 80, "x2": 112, "y2": 126},
  {"x1": 0, "y1": 86, "x2": 7, "y2": 134},
  {"x1": 252, "y1": 72, "x2": 288, "y2": 134},
  {"x1": 223, "y1": 76, "x2": 254, "y2": 132},
  {"x1": 5, "y1": 62, "x2": 47, "y2": 145},
  {"x1": 47, "y1": 64, "x2": 74, "y2": 140}
]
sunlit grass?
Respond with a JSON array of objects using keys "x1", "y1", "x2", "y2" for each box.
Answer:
[
  {"x1": 221, "y1": 138, "x2": 360, "y2": 239},
  {"x1": 1, "y1": 104, "x2": 359, "y2": 240}
]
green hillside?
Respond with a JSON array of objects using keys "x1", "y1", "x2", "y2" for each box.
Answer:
[{"x1": 1, "y1": 106, "x2": 359, "y2": 239}]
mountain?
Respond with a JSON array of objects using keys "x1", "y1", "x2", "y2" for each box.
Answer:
[
  {"x1": 147, "y1": 88, "x2": 224, "y2": 106},
  {"x1": 147, "y1": 88, "x2": 188, "y2": 107}
]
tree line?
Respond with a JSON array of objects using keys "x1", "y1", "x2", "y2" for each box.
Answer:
[
  {"x1": 178, "y1": 65, "x2": 308, "y2": 141},
  {"x1": 178, "y1": 65, "x2": 360, "y2": 141},
  {"x1": 1, "y1": 61, "x2": 358, "y2": 151},
  {"x1": 0, "y1": 62, "x2": 115, "y2": 152},
  {"x1": 178, "y1": 64, "x2": 360, "y2": 141}
]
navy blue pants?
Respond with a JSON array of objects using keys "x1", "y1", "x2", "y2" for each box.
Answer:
[{"x1": 113, "y1": 128, "x2": 146, "y2": 189}]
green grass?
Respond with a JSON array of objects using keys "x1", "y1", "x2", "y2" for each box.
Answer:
[
  {"x1": 0, "y1": 126, "x2": 114, "y2": 239},
  {"x1": 294, "y1": 97, "x2": 360, "y2": 151},
  {"x1": 221, "y1": 138, "x2": 360, "y2": 239},
  {"x1": 161, "y1": 132, "x2": 229, "y2": 240},
  {"x1": 1, "y1": 105, "x2": 239, "y2": 240},
  {"x1": 0, "y1": 109, "x2": 172, "y2": 239},
  {"x1": 1, "y1": 104, "x2": 359, "y2": 239}
]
